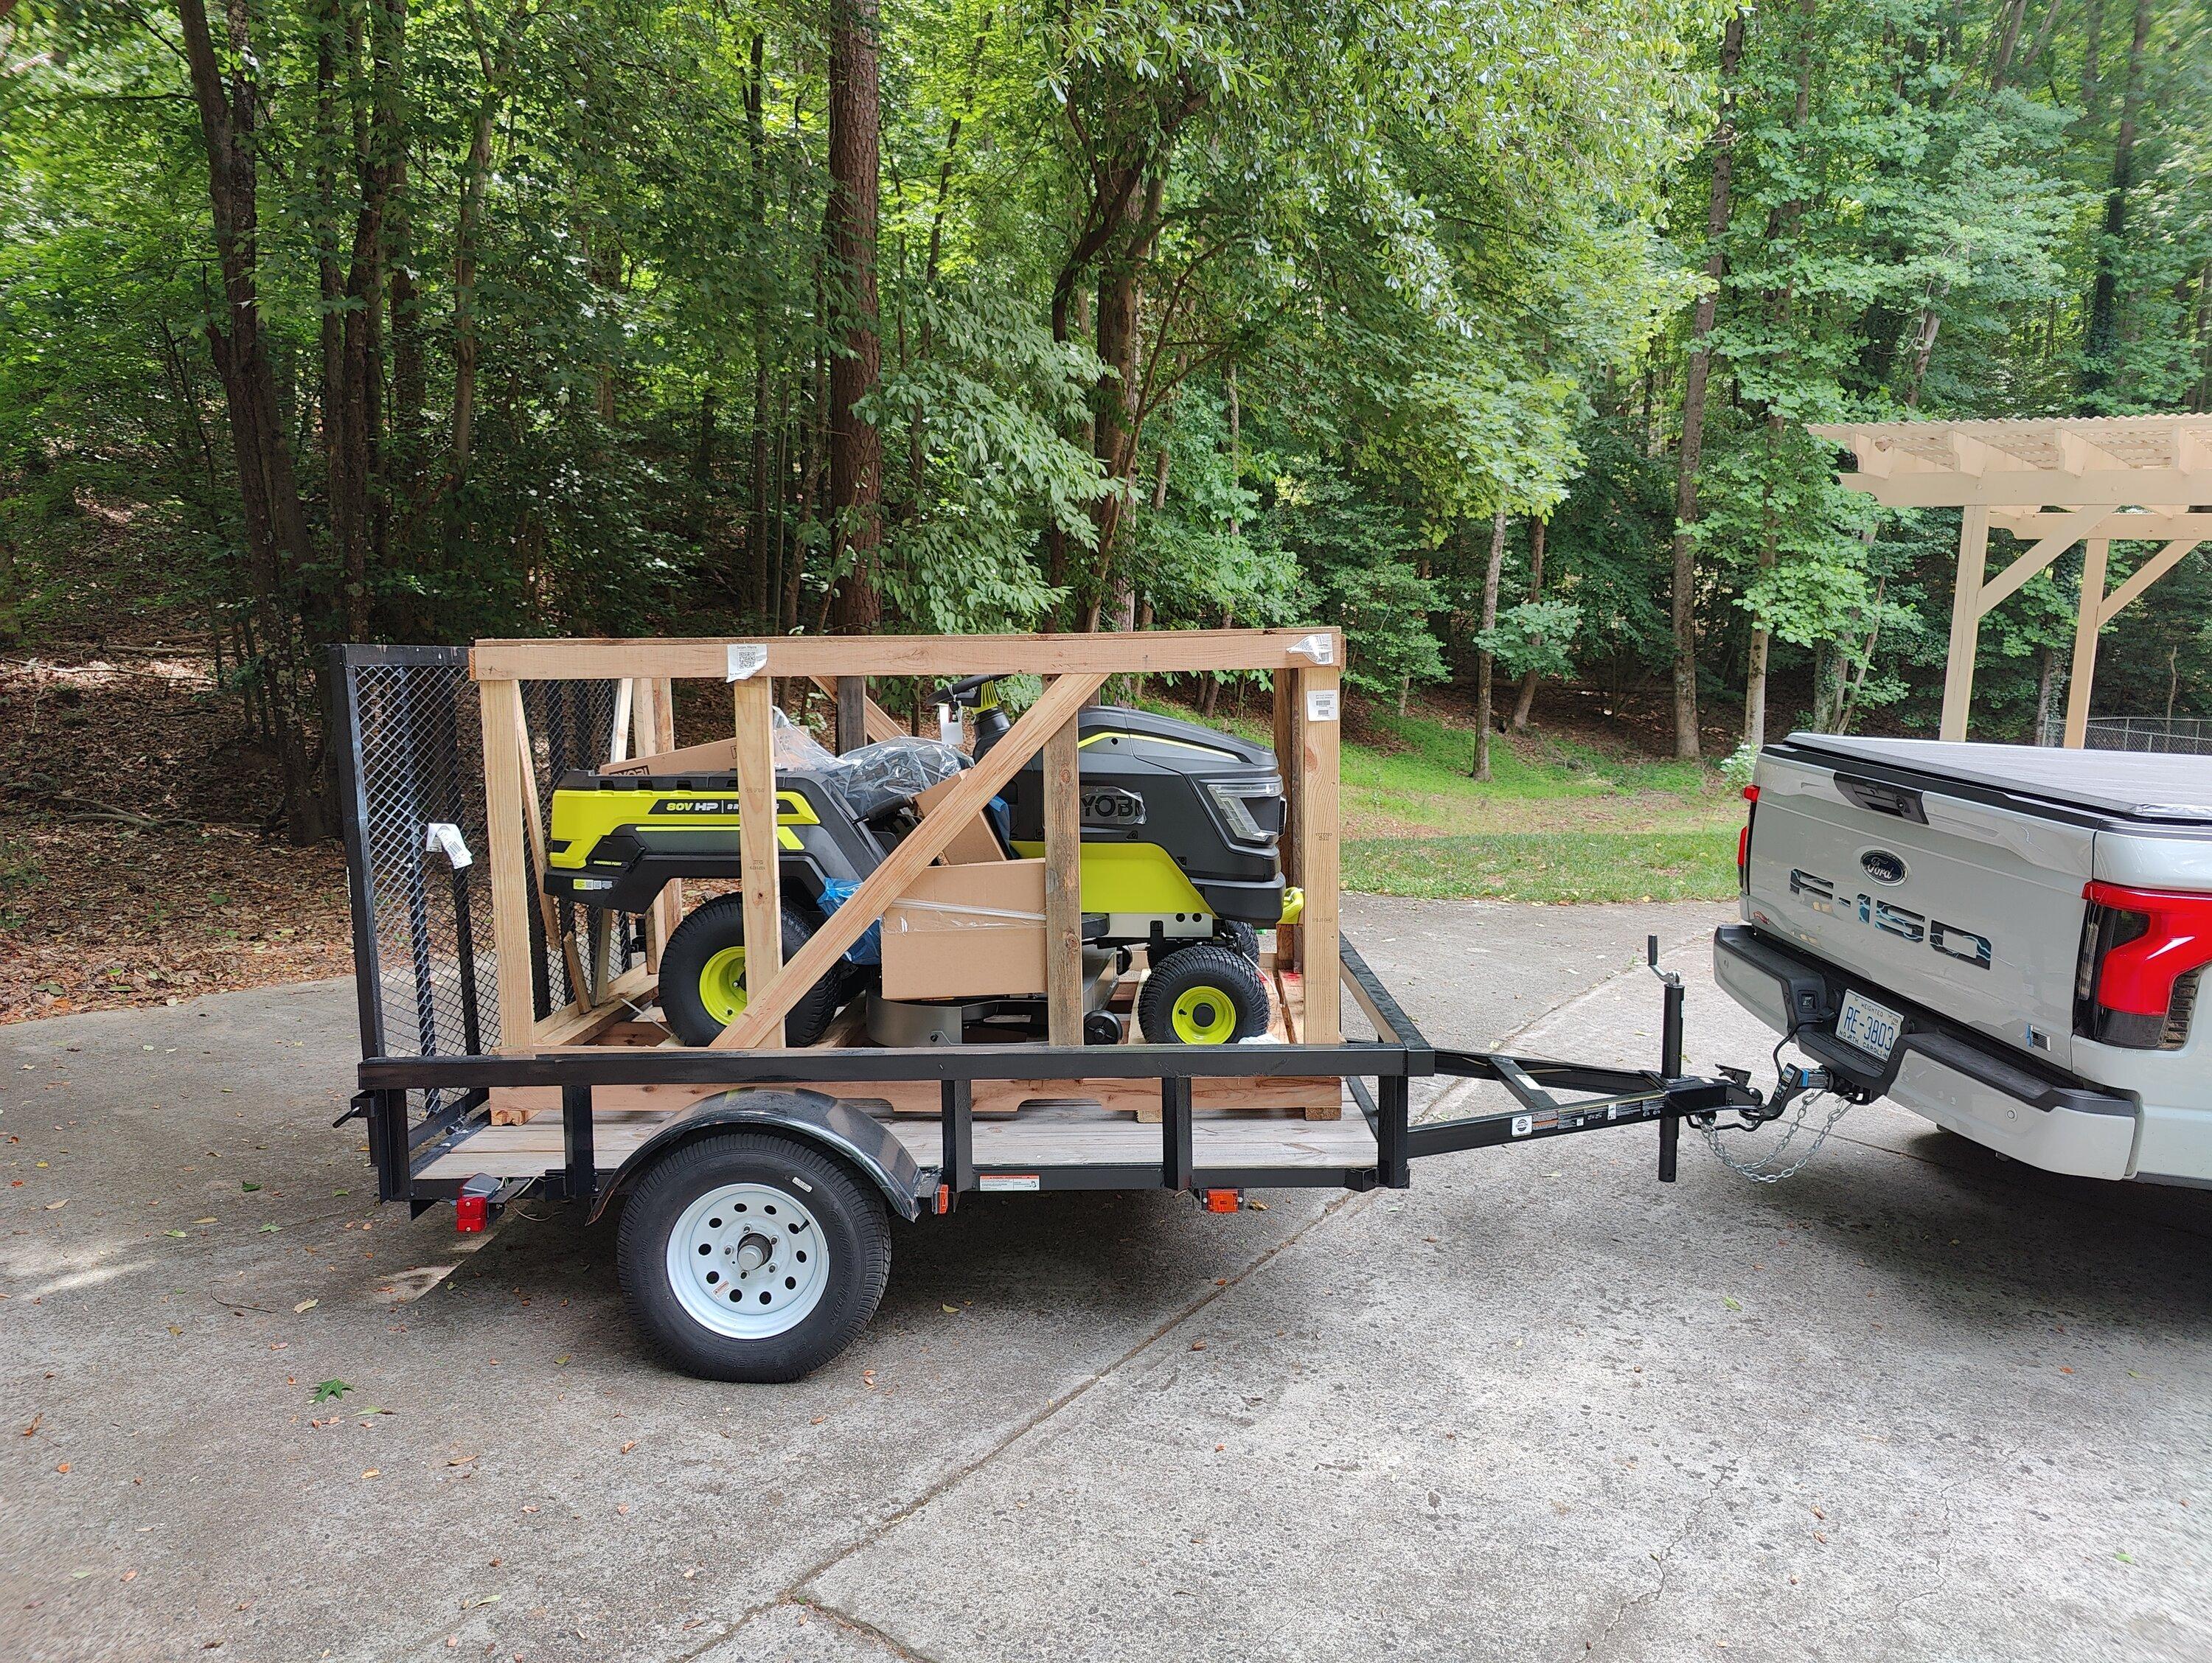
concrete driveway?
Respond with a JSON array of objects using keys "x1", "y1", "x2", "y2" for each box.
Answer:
[{"x1": 4, "y1": 896, "x2": 2208, "y2": 1663}]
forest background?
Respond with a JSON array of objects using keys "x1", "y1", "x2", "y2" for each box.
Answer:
[{"x1": 0, "y1": 0, "x2": 2208, "y2": 1009}]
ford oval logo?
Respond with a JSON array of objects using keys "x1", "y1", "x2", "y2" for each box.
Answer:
[{"x1": 1860, "y1": 849, "x2": 1907, "y2": 885}]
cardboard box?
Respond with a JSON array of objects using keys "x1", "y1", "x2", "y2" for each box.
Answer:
[
  {"x1": 601, "y1": 738, "x2": 737, "y2": 777},
  {"x1": 880, "y1": 860, "x2": 1045, "y2": 1000},
  {"x1": 914, "y1": 775, "x2": 1010, "y2": 864}
]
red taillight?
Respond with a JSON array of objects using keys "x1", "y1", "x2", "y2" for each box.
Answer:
[
  {"x1": 2082, "y1": 882, "x2": 2212, "y2": 1016},
  {"x1": 1203, "y1": 1188, "x2": 1242, "y2": 1213},
  {"x1": 1737, "y1": 785, "x2": 1759, "y2": 891},
  {"x1": 455, "y1": 1194, "x2": 488, "y2": 1233}
]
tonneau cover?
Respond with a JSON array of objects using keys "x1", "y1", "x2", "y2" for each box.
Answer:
[{"x1": 1772, "y1": 733, "x2": 2212, "y2": 825}]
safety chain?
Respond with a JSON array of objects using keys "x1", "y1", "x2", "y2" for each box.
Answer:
[{"x1": 1696, "y1": 1090, "x2": 1857, "y2": 1184}]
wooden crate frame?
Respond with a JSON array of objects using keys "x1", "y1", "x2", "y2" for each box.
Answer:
[{"x1": 469, "y1": 630, "x2": 1344, "y2": 1057}]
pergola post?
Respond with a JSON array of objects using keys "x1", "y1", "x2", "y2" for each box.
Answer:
[{"x1": 1939, "y1": 504, "x2": 1990, "y2": 742}]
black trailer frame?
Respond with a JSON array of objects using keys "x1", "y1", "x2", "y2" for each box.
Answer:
[{"x1": 335, "y1": 646, "x2": 1759, "y2": 1228}]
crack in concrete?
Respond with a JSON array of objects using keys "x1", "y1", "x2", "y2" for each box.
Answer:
[{"x1": 1576, "y1": 1475, "x2": 1725, "y2": 1661}]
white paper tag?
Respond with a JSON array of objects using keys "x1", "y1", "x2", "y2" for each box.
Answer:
[
  {"x1": 978, "y1": 1174, "x2": 1040, "y2": 1193},
  {"x1": 425, "y1": 822, "x2": 472, "y2": 868},
  {"x1": 725, "y1": 643, "x2": 768, "y2": 681},
  {"x1": 1291, "y1": 632, "x2": 1335, "y2": 665},
  {"x1": 937, "y1": 703, "x2": 963, "y2": 745},
  {"x1": 1305, "y1": 688, "x2": 1340, "y2": 722}
]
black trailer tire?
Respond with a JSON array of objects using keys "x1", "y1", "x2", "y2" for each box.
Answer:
[
  {"x1": 616, "y1": 1131, "x2": 889, "y2": 1382},
  {"x1": 659, "y1": 896, "x2": 846, "y2": 1047},
  {"x1": 1138, "y1": 941, "x2": 1271, "y2": 1044}
]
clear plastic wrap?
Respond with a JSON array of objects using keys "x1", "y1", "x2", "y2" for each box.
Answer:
[
  {"x1": 769, "y1": 705, "x2": 840, "y2": 775},
  {"x1": 819, "y1": 736, "x2": 970, "y2": 820}
]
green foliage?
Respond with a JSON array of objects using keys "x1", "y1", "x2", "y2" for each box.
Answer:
[{"x1": 4, "y1": 0, "x2": 2208, "y2": 807}]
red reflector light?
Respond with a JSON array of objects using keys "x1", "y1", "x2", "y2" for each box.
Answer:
[
  {"x1": 1742, "y1": 784, "x2": 1759, "y2": 802},
  {"x1": 935, "y1": 1182, "x2": 951, "y2": 1216},
  {"x1": 1203, "y1": 1188, "x2": 1242, "y2": 1213},
  {"x1": 2084, "y1": 882, "x2": 2212, "y2": 1017},
  {"x1": 454, "y1": 1194, "x2": 487, "y2": 1233}
]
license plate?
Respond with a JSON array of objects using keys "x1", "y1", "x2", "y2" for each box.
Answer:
[{"x1": 1835, "y1": 989, "x2": 1905, "y2": 1062}]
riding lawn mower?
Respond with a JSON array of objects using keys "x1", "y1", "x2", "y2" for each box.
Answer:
[{"x1": 542, "y1": 677, "x2": 1304, "y2": 1048}]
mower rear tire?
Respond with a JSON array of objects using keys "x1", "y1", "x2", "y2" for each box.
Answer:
[
  {"x1": 1219, "y1": 920, "x2": 1262, "y2": 961},
  {"x1": 1138, "y1": 942, "x2": 1270, "y2": 1044},
  {"x1": 659, "y1": 896, "x2": 846, "y2": 1047}
]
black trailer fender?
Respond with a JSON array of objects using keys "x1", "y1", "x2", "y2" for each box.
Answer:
[{"x1": 585, "y1": 1089, "x2": 924, "y2": 1224}]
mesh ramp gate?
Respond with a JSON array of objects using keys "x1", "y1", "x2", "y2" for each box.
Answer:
[{"x1": 333, "y1": 646, "x2": 642, "y2": 1138}]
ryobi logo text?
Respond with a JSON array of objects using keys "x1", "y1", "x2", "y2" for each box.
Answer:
[
  {"x1": 1081, "y1": 787, "x2": 1146, "y2": 827},
  {"x1": 1789, "y1": 868, "x2": 1992, "y2": 969}
]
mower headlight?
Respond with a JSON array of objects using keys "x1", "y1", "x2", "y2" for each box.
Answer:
[{"x1": 1203, "y1": 776, "x2": 1281, "y2": 847}]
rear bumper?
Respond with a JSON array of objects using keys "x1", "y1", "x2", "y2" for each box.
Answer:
[{"x1": 1714, "y1": 925, "x2": 2140, "y2": 1181}]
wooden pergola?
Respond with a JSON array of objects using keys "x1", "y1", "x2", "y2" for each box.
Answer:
[{"x1": 1810, "y1": 415, "x2": 2212, "y2": 745}]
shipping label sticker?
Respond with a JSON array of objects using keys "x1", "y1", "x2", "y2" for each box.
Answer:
[
  {"x1": 1305, "y1": 688, "x2": 1340, "y2": 723},
  {"x1": 425, "y1": 822, "x2": 473, "y2": 868},
  {"x1": 725, "y1": 643, "x2": 768, "y2": 681}
]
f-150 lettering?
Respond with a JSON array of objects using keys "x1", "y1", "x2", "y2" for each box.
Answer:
[{"x1": 1787, "y1": 868, "x2": 1992, "y2": 969}]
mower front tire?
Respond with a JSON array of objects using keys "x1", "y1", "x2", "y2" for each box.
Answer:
[
  {"x1": 1138, "y1": 942, "x2": 1270, "y2": 1044},
  {"x1": 659, "y1": 896, "x2": 847, "y2": 1047}
]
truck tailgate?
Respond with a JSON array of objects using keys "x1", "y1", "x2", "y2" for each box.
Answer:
[{"x1": 1747, "y1": 750, "x2": 2093, "y2": 1067}]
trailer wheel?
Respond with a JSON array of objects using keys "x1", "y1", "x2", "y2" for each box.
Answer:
[
  {"x1": 1138, "y1": 942, "x2": 1270, "y2": 1044},
  {"x1": 616, "y1": 1132, "x2": 889, "y2": 1382},
  {"x1": 659, "y1": 896, "x2": 846, "y2": 1047}
]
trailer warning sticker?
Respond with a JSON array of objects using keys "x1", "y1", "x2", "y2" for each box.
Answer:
[{"x1": 978, "y1": 1174, "x2": 1041, "y2": 1193}]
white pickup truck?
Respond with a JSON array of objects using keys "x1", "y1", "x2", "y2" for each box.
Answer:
[{"x1": 1715, "y1": 735, "x2": 2212, "y2": 1185}]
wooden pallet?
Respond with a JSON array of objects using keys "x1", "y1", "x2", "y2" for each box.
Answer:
[{"x1": 487, "y1": 955, "x2": 1340, "y2": 1126}]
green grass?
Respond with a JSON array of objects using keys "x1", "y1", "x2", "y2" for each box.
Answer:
[
  {"x1": 1345, "y1": 831, "x2": 1736, "y2": 904},
  {"x1": 1147, "y1": 693, "x2": 1742, "y2": 902}
]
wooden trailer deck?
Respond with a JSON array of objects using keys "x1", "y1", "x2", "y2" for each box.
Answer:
[{"x1": 420, "y1": 1095, "x2": 1374, "y2": 1181}]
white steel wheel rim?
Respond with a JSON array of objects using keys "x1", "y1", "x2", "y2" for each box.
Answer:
[{"x1": 665, "y1": 1182, "x2": 830, "y2": 1339}]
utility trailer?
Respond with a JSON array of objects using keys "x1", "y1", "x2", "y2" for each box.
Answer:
[{"x1": 335, "y1": 638, "x2": 1765, "y2": 1381}]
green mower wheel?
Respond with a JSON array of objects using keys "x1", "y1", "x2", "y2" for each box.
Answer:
[
  {"x1": 658, "y1": 896, "x2": 847, "y2": 1047},
  {"x1": 1138, "y1": 941, "x2": 1270, "y2": 1045}
]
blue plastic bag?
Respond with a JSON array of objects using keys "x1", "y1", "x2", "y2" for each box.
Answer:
[{"x1": 816, "y1": 879, "x2": 883, "y2": 966}]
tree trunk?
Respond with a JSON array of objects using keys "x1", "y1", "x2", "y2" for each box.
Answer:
[
  {"x1": 1088, "y1": 176, "x2": 1146, "y2": 624},
  {"x1": 2035, "y1": 645, "x2": 2060, "y2": 744},
  {"x1": 2080, "y1": 0, "x2": 2152, "y2": 401},
  {"x1": 745, "y1": 31, "x2": 773, "y2": 622},
  {"x1": 177, "y1": 0, "x2": 330, "y2": 843},
  {"x1": 1742, "y1": 613, "x2": 1770, "y2": 749},
  {"x1": 1471, "y1": 509, "x2": 1509, "y2": 783},
  {"x1": 1511, "y1": 514, "x2": 1545, "y2": 730},
  {"x1": 826, "y1": 0, "x2": 883, "y2": 633},
  {"x1": 451, "y1": 0, "x2": 526, "y2": 476},
  {"x1": 1669, "y1": 10, "x2": 1747, "y2": 761}
]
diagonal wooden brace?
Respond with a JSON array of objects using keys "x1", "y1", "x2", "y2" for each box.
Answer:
[{"x1": 709, "y1": 670, "x2": 1108, "y2": 1049}]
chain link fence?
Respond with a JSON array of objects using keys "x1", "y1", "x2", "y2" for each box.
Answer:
[{"x1": 2084, "y1": 717, "x2": 2212, "y2": 756}]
